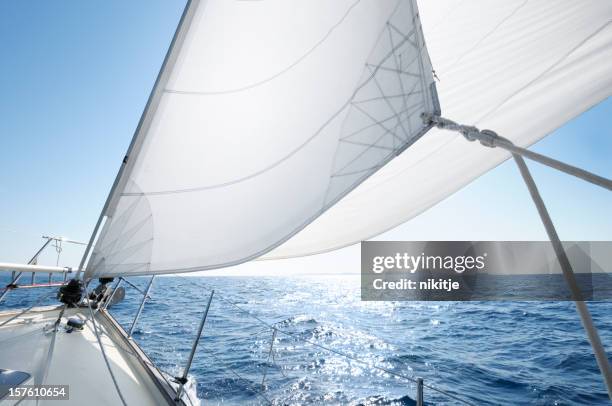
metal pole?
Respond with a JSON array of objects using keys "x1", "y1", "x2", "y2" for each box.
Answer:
[
  {"x1": 497, "y1": 138, "x2": 612, "y2": 191},
  {"x1": 261, "y1": 328, "x2": 278, "y2": 389},
  {"x1": 128, "y1": 276, "x2": 155, "y2": 338},
  {"x1": 103, "y1": 278, "x2": 123, "y2": 310},
  {"x1": 0, "y1": 237, "x2": 53, "y2": 303},
  {"x1": 513, "y1": 154, "x2": 612, "y2": 399},
  {"x1": 427, "y1": 115, "x2": 612, "y2": 399},
  {"x1": 28, "y1": 237, "x2": 54, "y2": 265},
  {"x1": 120, "y1": 277, "x2": 151, "y2": 297},
  {"x1": 175, "y1": 290, "x2": 214, "y2": 401},
  {"x1": 424, "y1": 114, "x2": 612, "y2": 192},
  {"x1": 416, "y1": 378, "x2": 424, "y2": 406}
]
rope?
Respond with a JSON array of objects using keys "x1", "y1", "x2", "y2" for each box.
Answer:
[
  {"x1": 498, "y1": 139, "x2": 612, "y2": 191},
  {"x1": 0, "y1": 291, "x2": 56, "y2": 327},
  {"x1": 118, "y1": 277, "x2": 474, "y2": 405},
  {"x1": 513, "y1": 153, "x2": 612, "y2": 399},
  {"x1": 270, "y1": 332, "x2": 288, "y2": 379},
  {"x1": 261, "y1": 328, "x2": 277, "y2": 389},
  {"x1": 0, "y1": 238, "x2": 55, "y2": 303},
  {"x1": 424, "y1": 113, "x2": 612, "y2": 400},
  {"x1": 35, "y1": 305, "x2": 67, "y2": 406},
  {"x1": 84, "y1": 289, "x2": 128, "y2": 406},
  {"x1": 423, "y1": 113, "x2": 612, "y2": 191},
  {"x1": 53, "y1": 239, "x2": 63, "y2": 267}
]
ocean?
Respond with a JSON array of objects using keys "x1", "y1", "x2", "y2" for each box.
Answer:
[{"x1": 2, "y1": 274, "x2": 611, "y2": 405}]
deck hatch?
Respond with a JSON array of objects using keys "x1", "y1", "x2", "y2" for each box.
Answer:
[{"x1": 0, "y1": 369, "x2": 31, "y2": 399}]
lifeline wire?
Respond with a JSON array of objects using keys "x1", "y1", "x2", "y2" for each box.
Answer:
[
  {"x1": 211, "y1": 289, "x2": 476, "y2": 406},
  {"x1": 84, "y1": 289, "x2": 128, "y2": 406},
  {"x1": 36, "y1": 305, "x2": 67, "y2": 406},
  {"x1": 201, "y1": 346, "x2": 273, "y2": 405},
  {"x1": 513, "y1": 153, "x2": 612, "y2": 399},
  {"x1": 261, "y1": 328, "x2": 278, "y2": 389},
  {"x1": 131, "y1": 273, "x2": 477, "y2": 405},
  {"x1": 120, "y1": 277, "x2": 152, "y2": 298}
]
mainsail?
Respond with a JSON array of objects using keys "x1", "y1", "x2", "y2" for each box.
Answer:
[{"x1": 85, "y1": 0, "x2": 439, "y2": 277}]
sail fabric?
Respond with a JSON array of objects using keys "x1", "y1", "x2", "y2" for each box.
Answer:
[
  {"x1": 86, "y1": 0, "x2": 438, "y2": 277},
  {"x1": 264, "y1": 0, "x2": 612, "y2": 259}
]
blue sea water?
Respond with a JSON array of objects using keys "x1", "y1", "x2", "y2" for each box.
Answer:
[{"x1": 2, "y1": 274, "x2": 612, "y2": 405}]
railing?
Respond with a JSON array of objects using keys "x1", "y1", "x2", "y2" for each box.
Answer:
[
  {"x1": 1, "y1": 233, "x2": 477, "y2": 405},
  {"x1": 0, "y1": 235, "x2": 83, "y2": 303},
  {"x1": 2, "y1": 263, "x2": 476, "y2": 405},
  {"x1": 110, "y1": 278, "x2": 477, "y2": 406}
]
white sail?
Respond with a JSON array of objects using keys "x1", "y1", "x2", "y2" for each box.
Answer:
[
  {"x1": 86, "y1": 0, "x2": 438, "y2": 277},
  {"x1": 265, "y1": 0, "x2": 612, "y2": 259},
  {"x1": 86, "y1": 0, "x2": 612, "y2": 277}
]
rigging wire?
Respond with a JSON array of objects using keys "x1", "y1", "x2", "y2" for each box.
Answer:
[
  {"x1": 512, "y1": 154, "x2": 612, "y2": 398},
  {"x1": 260, "y1": 328, "x2": 278, "y2": 389},
  {"x1": 0, "y1": 291, "x2": 56, "y2": 327},
  {"x1": 53, "y1": 239, "x2": 63, "y2": 267},
  {"x1": 426, "y1": 113, "x2": 612, "y2": 399},
  {"x1": 171, "y1": 280, "x2": 476, "y2": 406},
  {"x1": 36, "y1": 305, "x2": 66, "y2": 406},
  {"x1": 424, "y1": 114, "x2": 612, "y2": 192},
  {"x1": 201, "y1": 347, "x2": 273, "y2": 405},
  {"x1": 120, "y1": 277, "x2": 152, "y2": 298},
  {"x1": 113, "y1": 289, "x2": 262, "y2": 404},
  {"x1": 107, "y1": 274, "x2": 475, "y2": 405},
  {"x1": 84, "y1": 289, "x2": 128, "y2": 406}
]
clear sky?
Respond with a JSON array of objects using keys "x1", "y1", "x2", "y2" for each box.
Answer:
[{"x1": 0, "y1": 1, "x2": 610, "y2": 275}]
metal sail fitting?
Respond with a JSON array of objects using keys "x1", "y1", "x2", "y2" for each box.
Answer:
[
  {"x1": 422, "y1": 113, "x2": 504, "y2": 148},
  {"x1": 422, "y1": 113, "x2": 612, "y2": 192}
]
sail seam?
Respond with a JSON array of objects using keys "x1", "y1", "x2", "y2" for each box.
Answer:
[
  {"x1": 121, "y1": 28, "x2": 417, "y2": 197},
  {"x1": 163, "y1": 0, "x2": 362, "y2": 96}
]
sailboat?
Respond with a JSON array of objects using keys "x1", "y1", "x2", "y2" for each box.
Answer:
[{"x1": 1, "y1": 0, "x2": 611, "y2": 404}]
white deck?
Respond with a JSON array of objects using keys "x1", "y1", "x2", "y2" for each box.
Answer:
[{"x1": 0, "y1": 305, "x2": 186, "y2": 405}]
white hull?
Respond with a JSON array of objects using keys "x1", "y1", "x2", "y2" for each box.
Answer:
[{"x1": 0, "y1": 305, "x2": 190, "y2": 405}]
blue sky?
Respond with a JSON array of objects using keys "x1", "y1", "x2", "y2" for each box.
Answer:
[{"x1": 0, "y1": 1, "x2": 610, "y2": 274}]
